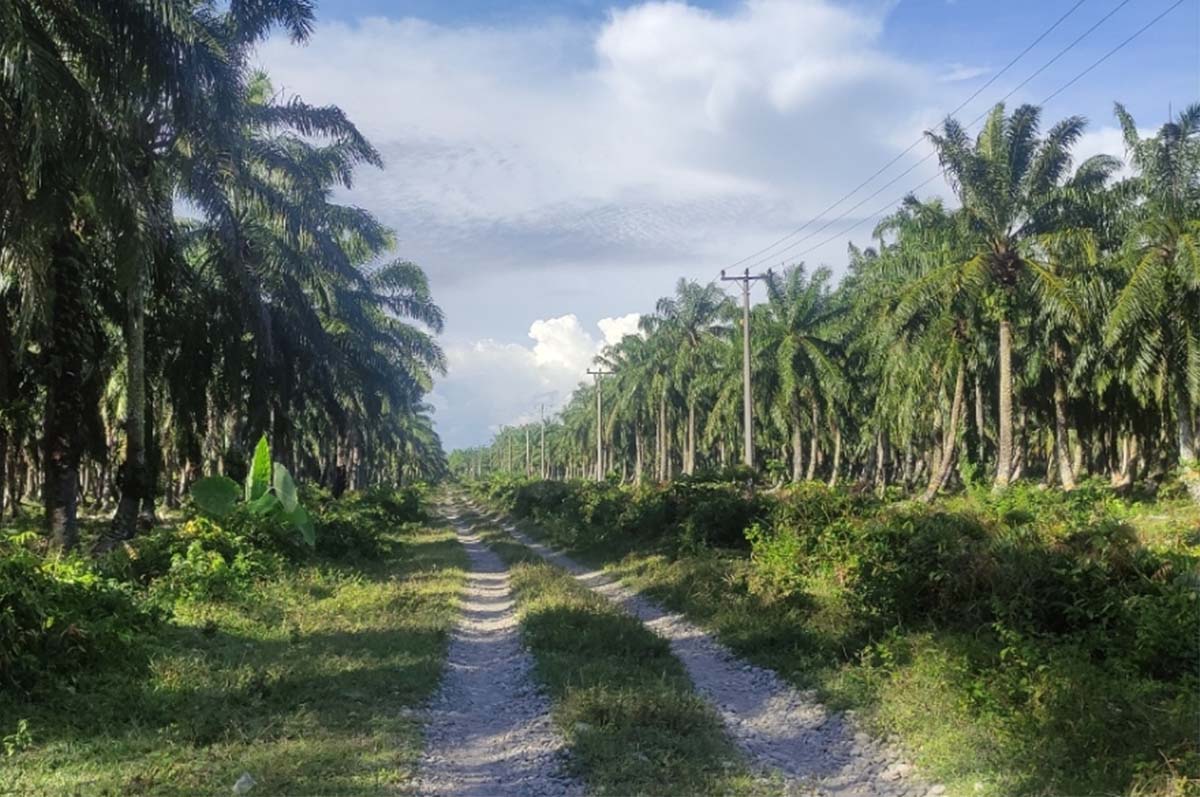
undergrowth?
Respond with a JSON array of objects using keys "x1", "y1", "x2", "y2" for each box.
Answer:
[
  {"x1": 472, "y1": 475, "x2": 1200, "y2": 796},
  {"x1": 0, "y1": 485, "x2": 461, "y2": 796}
]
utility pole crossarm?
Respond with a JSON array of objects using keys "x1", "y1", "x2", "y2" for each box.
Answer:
[
  {"x1": 586, "y1": 368, "x2": 613, "y2": 482},
  {"x1": 720, "y1": 268, "x2": 766, "y2": 469}
]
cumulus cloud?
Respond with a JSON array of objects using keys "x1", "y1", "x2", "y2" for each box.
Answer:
[
  {"x1": 430, "y1": 313, "x2": 640, "y2": 449},
  {"x1": 253, "y1": 0, "x2": 966, "y2": 447}
]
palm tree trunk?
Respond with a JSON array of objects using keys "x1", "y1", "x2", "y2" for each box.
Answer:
[
  {"x1": 1053, "y1": 370, "x2": 1076, "y2": 491},
  {"x1": 805, "y1": 401, "x2": 819, "y2": 481},
  {"x1": 994, "y1": 318, "x2": 1014, "y2": 490},
  {"x1": 974, "y1": 370, "x2": 986, "y2": 466},
  {"x1": 791, "y1": 411, "x2": 803, "y2": 482},
  {"x1": 874, "y1": 430, "x2": 888, "y2": 495},
  {"x1": 44, "y1": 232, "x2": 88, "y2": 549},
  {"x1": 1171, "y1": 376, "x2": 1199, "y2": 502},
  {"x1": 112, "y1": 266, "x2": 149, "y2": 539},
  {"x1": 634, "y1": 427, "x2": 643, "y2": 486},
  {"x1": 827, "y1": 420, "x2": 841, "y2": 488},
  {"x1": 657, "y1": 393, "x2": 666, "y2": 482},
  {"x1": 922, "y1": 363, "x2": 966, "y2": 503},
  {"x1": 685, "y1": 400, "x2": 696, "y2": 475}
]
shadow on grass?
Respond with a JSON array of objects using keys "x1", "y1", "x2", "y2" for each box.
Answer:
[{"x1": 0, "y1": 526, "x2": 466, "y2": 768}]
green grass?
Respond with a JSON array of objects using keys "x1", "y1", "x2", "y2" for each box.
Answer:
[
  {"x1": 0, "y1": 521, "x2": 466, "y2": 796},
  {"x1": 460, "y1": 509, "x2": 776, "y2": 797},
  {"x1": 476, "y1": 493, "x2": 1200, "y2": 797}
]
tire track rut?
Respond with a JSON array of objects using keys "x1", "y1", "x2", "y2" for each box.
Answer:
[
  {"x1": 465, "y1": 501, "x2": 941, "y2": 797},
  {"x1": 416, "y1": 512, "x2": 582, "y2": 797}
]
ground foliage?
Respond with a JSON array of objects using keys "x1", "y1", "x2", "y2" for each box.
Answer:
[
  {"x1": 0, "y1": 486, "x2": 451, "y2": 795},
  {"x1": 474, "y1": 474, "x2": 1200, "y2": 796}
]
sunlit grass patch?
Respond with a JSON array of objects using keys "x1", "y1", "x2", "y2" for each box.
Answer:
[{"x1": 0, "y1": 522, "x2": 466, "y2": 796}]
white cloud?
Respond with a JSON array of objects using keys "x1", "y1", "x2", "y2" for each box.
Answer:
[
  {"x1": 597, "y1": 313, "x2": 642, "y2": 346},
  {"x1": 1074, "y1": 125, "x2": 1139, "y2": 180},
  {"x1": 254, "y1": 0, "x2": 964, "y2": 448},
  {"x1": 256, "y1": 0, "x2": 947, "y2": 271},
  {"x1": 430, "y1": 313, "x2": 640, "y2": 448},
  {"x1": 938, "y1": 63, "x2": 990, "y2": 83}
]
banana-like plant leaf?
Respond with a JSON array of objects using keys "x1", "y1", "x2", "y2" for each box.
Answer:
[
  {"x1": 246, "y1": 435, "x2": 272, "y2": 501},
  {"x1": 190, "y1": 476, "x2": 240, "y2": 518},
  {"x1": 273, "y1": 463, "x2": 299, "y2": 513},
  {"x1": 248, "y1": 491, "x2": 281, "y2": 516},
  {"x1": 288, "y1": 506, "x2": 316, "y2": 547}
]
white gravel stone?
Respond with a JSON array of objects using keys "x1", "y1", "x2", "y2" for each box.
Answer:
[{"x1": 415, "y1": 515, "x2": 583, "y2": 797}]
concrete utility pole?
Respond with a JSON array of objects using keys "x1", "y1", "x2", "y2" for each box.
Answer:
[
  {"x1": 539, "y1": 404, "x2": 546, "y2": 479},
  {"x1": 587, "y1": 368, "x2": 613, "y2": 482},
  {"x1": 721, "y1": 268, "x2": 766, "y2": 468},
  {"x1": 525, "y1": 426, "x2": 531, "y2": 476}
]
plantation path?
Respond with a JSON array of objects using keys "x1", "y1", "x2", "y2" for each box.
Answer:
[
  {"x1": 415, "y1": 511, "x2": 583, "y2": 797},
  {"x1": 466, "y1": 501, "x2": 938, "y2": 797}
]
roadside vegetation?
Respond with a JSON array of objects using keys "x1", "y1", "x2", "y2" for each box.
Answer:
[
  {"x1": 470, "y1": 474, "x2": 1199, "y2": 796},
  {"x1": 0, "y1": 486, "x2": 465, "y2": 796},
  {"x1": 459, "y1": 506, "x2": 772, "y2": 797},
  {"x1": 2, "y1": 7, "x2": 458, "y2": 790},
  {"x1": 454, "y1": 93, "x2": 1200, "y2": 797}
]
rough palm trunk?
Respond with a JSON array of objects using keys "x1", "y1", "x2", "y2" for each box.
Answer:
[
  {"x1": 112, "y1": 266, "x2": 149, "y2": 539},
  {"x1": 873, "y1": 430, "x2": 887, "y2": 494},
  {"x1": 1171, "y1": 376, "x2": 1200, "y2": 502},
  {"x1": 634, "y1": 427, "x2": 643, "y2": 486},
  {"x1": 1053, "y1": 364, "x2": 1076, "y2": 491},
  {"x1": 657, "y1": 393, "x2": 667, "y2": 482},
  {"x1": 974, "y1": 370, "x2": 986, "y2": 466},
  {"x1": 922, "y1": 364, "x2": 966, "y2": 503},
  {"x1": 685, "y1": 400, "x2": 696, "y2": 475},
  {"x1": 805, "y1": 402, "x2": 819, "y2": 481},
  {"x1": 827, "y1": 421, "x2": 841, "y2": 488},
  {"x1": 791, "y1": 411, "x2": 803, "y2": 482},
  {"x1": 994, "y1": 319, "x2": 1014, "y2": 490},
  {"x1": 44, "y1": 234, "x2": 87, "y2": 549}
]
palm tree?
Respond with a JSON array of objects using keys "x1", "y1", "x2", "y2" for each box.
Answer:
[
  {"x1": 643, "y1": 280, "x2": 730, "y2": 476},
  {"x1": 758, "y1": 265, "x2": 846, "y2": 482},
  {"x1": 600, "y1": 333, "x2": 655, "y2": 485},
  {"x1": 1106, "y1": 103, "x2": 1200, "y2": 502},
  {"x1": 927, "y1": 103, "x2": 1089, "y2": 490}
]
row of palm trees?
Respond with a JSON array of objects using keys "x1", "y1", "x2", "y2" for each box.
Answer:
[
  {"x1": 1, "y1": 1, "x2": 448, "y2": 549},
  {"x1": 457, "y1": 102, "x2": 1200, "y2": 503}
]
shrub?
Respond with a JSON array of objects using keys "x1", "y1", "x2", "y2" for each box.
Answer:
[
  {"x1": 305, "y1": 486, "x2": 428, "y2": 560},
  {"x1": 662, "y1": 480, "x2": 764, "y2": 550},
  {"x1": 102, "y1": 516, "x2": 281, "y2": 603},
  {"x1": 0, "y1": 539, "x2": 159, "y2": 691}
]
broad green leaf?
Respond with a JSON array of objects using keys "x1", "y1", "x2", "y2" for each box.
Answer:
[
  {"x1": 248, "y1": 491, "x2": 281, "y2": 517},
  {"x1": 191, "y1": 475, "x2": 240, "y2": 518},
  {"x1": 288, "y1": 506, "x2": 316, "y2": 547},
  {"x1": 273, "y1": 463, "x2": 299, "y2": 513},
  {"x1": 246, "y1": 435, "x2": 271, "y2": 501}
]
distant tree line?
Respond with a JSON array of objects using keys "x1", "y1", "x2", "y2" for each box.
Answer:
[{"x1": 456, "y1": 103, "x2": 1200, "y2": 504}]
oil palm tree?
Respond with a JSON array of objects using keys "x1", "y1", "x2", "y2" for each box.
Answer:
[
  {"x1": 758, "y1": 265, "x2": 846, "y2": 482},
  {"x1": 927, "y1": 102, "x2": 1089, "y2": 490},
  {"x1": 1106, "y1": 103, "x2": 1200, "y2": 501},
  {"x1": 642, "y1": 280, "x2": 730, "y2": 475}
]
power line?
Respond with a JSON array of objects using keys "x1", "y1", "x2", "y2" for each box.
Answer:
[
  {"x1": 1041, "y1": 0, "x2": 1188, "y2": 105},
  {"x1": 781, "y1": 0, "x2": 1186, "y2": 263},
  {"x1": 738, "y1": 0, "x2": 1139, "y2": 272},
  {"x1": 720, "y1": 0, "x2": 1093, "y2": 273}
]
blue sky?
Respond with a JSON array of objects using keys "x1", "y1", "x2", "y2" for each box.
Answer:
[{"x1": 257, "y1": 0, "x2": 1199, "y2": 449}]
